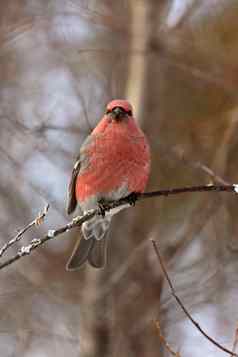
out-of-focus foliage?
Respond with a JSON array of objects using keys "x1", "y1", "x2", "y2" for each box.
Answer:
[{"x1": 1, "y1": 0, "x2": 238, "y2": 356}]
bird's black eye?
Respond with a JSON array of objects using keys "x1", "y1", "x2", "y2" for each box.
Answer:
[{"x1": 127, "y1": 110, "x2": 132, "y2": 116}]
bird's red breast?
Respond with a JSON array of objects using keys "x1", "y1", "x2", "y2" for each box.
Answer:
[{"x1": 75, "y1": 104, "x2": 150, "y2": 203}]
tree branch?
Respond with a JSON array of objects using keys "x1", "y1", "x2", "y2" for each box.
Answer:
[
  {"x1": 0, "y1": 183, "x2": 237, "y2": 271},
  {"x1": 154, "y1": 320, "x2": 181, "y2": 356},
  {"x1": 0, "y1": 204, "x2": 49, "y2": 258},
  {"x1": 0, "y1": 209, "x2": 96, "y2": 270},
  {"x1": 151, "y1": 239, "x2": 238, "y2": 357}
]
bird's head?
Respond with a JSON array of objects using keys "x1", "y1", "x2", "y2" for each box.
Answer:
[{"x1": 106, "y1": 99, "x2": 133, "y2": 122}]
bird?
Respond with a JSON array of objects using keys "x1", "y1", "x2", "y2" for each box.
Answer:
[{"x1": 66, "y1": 99, "x2": 151, "y2": 270}]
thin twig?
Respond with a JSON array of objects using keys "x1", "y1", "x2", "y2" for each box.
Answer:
[
  {"x1": 232, "y1": 325, "x2": 238, "y2": 355},
  {"x1": 0, "y1": 209, "x2": 96, "y2": 270},
  {"x1": 187, "y1": 159, "x2": 230, "y2": 186},
  {"x1": 151, "y1": 240, "x2": 238, "y2": 357},
  {"x1": 0, "y1": 184, "x2": 237, "y2": 270},
  {"x1": 154, "y1": 320, "x2": 181, "y2": 356},
  {"x1": 0, "y1": 204, "x2": 49, "y2": 258},
  {"x1": 170, "y1": 147, "x2": 230, "y2": 186}
]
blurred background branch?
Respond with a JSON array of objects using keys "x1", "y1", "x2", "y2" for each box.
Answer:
[{"x1": 152, "y1": 239, "x2": 237, "y2": 356}]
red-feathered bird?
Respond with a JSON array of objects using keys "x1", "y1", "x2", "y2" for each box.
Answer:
[{"x1": 66, "y1": 99, "x2": 150, "y2": 270}]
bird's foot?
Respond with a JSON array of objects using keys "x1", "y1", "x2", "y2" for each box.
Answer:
[
  {"x1": 98, "y1": 199, "x2": 111, "y2": 217},
  {"x1": 125, "y1": 192, "x2": 139, "y2": 206}
]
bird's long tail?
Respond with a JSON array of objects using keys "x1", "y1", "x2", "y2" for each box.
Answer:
[{"x1": 66, "y1": 216, "x2": 111, "y2": 270}]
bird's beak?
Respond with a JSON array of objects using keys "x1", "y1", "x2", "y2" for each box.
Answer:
[{"x1": 111, "y1": 107, "x2": 125, "y2": 121}]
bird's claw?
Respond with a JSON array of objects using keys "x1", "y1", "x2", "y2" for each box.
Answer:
[
  {"x1": 98, "y1": 192, "x2": 138, "y2": 216},
  {"x1": 98, "y1": 200, "x2": 110, "y2": 217},
  {"x1": 126, "y1": 192, "x2": 139, "y2": 206}
]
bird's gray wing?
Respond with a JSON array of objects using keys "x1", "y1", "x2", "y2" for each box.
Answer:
[{"x1": 66, "y1": 135, "x2": 93, "y2": 215}]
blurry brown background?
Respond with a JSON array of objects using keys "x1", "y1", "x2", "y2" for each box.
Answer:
[{"x1": 1, "y1": 1, "x2": 238, "y2": 356}]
